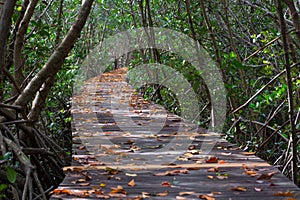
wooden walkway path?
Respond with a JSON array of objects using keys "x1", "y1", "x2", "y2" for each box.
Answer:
[{"x1": 51, "y1": 68, "x2": 300, "y2": 199}]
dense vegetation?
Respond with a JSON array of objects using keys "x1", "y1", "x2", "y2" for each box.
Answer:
[{"x1": 0, "y1": 0, "x2": 299, "y2": 199}]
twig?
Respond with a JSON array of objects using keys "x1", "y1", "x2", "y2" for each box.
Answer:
[
  {"x1": 253, "y1": 100, "x2": 286, "y2": 138},
  {"x1": 277, "y1": 0, "x2": 298, "y2": 184},
  {"x1": 22, "y1": 168, "x2": 31, "y2": 200},
  {"x1": 32, "y1": 170, "x2": 47, "y2": 200},
  {"x1": 256, "y1": 120, "x2": 289, "y2": 153},
  {"x1": 0, "y1": 119, "x2": 31, "y2": 125},
  {"x1": 192, "y1": 102, "x2": 210, "y2": 123},
  {"x1": 231, "y1": 61, "x2": 300, "y2": 114},
  {"x1": 0, "y1": 103, "x2": 22, "y2": 110},
  {"x1": 226, "y1": 117, "x2": 241, "y2": 134},
  {"x1": 0, "y1": 123, "x2": 20, "y2": 146},
  {"x1": 243, "y1": 29, "x2": 294, "y2": 62},
  {"x1": 32, "y1": 186, "x2": 54, "y2": 200},
  {"x1": 240, "y1": 118, "x2": 276, "y2": 131},
  {"x1": 22, "y1": 148, "x2": 55, "y2": 156}
]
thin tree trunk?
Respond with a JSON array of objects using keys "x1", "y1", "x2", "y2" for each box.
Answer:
[
  {"x1": 55, "y1": 0, "x2": 64, "y2": 46},
  {"x1": 0, "y1": 0, "x2": 17, "y2": 70},
  {"x1": 13, "y1": 0, "x2": 39, "y2": 95},
  {"x1": 283, "y1": 0, "x2": 300, "y2": 45},
  {"x1": 14, "y1": 0, "x2": 95, "y2": 108},
  {"x1": 129, "y1": 0, "x2": 147, "y2": 62},
  {"x1": 221, "y1": 0, "x2": 249, "y2": 96},
  {"x1": 200, "y1": 0, "x2": 242, "y2": 138},
  {"x1": 277, "y1": 0, "x2": 298, "y2": 185}
]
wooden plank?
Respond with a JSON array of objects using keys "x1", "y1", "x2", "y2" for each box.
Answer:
[{"x1": 51, "y1": 68, "x2": 300, "y2": 199}]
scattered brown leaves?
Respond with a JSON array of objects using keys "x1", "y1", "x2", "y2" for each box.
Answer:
[
  {"x1": 52, "y1": 189, "x2": 90, "y2": 197},
  {"x1": 154, "y1": 169, "x2": 189, "y2": 176},
  {"x1": 53, "y1": 189, "x2": 71, "y2": 195},
  {"x1": 273, "y1": 191, "x2": 296, "y2": 197},
  {"x1": 109, "y1": 185, "x2": 127, "y2": 195},
  {"x1": 206, "y1": 156, "x2": 218, "y2": 163}
]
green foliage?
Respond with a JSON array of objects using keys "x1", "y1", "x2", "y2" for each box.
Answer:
[
  {"x1": 6, "y1": 166, "x2": 17, "y2": 184},
  {"x1": 0, "y1": 184, "x2": 8, "y2": 198}
]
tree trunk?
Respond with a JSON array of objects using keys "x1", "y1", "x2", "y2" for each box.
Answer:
[{"x1": 14, "y1": 0, "x2": 95, "y2": 108}]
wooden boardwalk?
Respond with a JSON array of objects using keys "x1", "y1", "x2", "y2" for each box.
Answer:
[{"x1": 51, "y1": 68, "x2": 300, "y2": 199}]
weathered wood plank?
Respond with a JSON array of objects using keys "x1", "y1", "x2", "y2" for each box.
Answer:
[{"x1": 51, "y1": 68, "x2": 300, "y2": 199}]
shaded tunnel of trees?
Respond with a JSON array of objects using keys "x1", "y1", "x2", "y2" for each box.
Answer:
[{"x1": 0, "y1": 0, "x2": 299, "y2": 199}]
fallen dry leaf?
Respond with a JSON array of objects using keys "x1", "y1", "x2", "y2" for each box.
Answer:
[
  {"x1": 273, "y1": 191, "x2": 296, "y2": 197},
  {"x1": 211, "y1": 192, "x2": 222, "y2": 195},
  {"x1": 199, "y1": 194, "x2": 215, "y2": 200},
  {"x1": 78, "y1": 146, "x2": 86, "y2": 150},
  {"x1": 71, "y1": 178, "x2": 87, "y2": 184},
  {"x1": 207, "y1": 167, "x2": 219, "y2": 172},
  {"x1": 110, "y1": 185, "x2": 127, "y2": 195},
  {"x1": 156, "y1": 190, "x2": 169, "y2": 196},
  {"x1": 232, "y1": 187, "x2": 247, "y2": 192},
  {"x1": 128, "y1": 179, "x2": 136, "y2": 187},
  {"x1": 207, "y1": 175, "x2": 214, "y2": 179},
  {"x1": 104, "y1": 167, "x2": 119, "y2": 175},
  {"x1": 257, "y1": 172, "x2": 275, "y2": 180},
  {"x1": 94, "y1": 190, "x2": 104, "y2": 195},
  {"x1": 142, "y1": 192, "x2": 151, "y2": 198},
  {"x1": 53, "y1": 189, "x2": 71, "y2": 195},
  {"x1": 206, "y1": 156, "x2": 218, "y2": 163},
  {"x1": 71, "y1": 190, "x2": 90, "y2": 197},
  {"x1": 242, "y1": 164, "x2": 256, "y2": 170},
  {"x1": 78, "y1": 182, "x2": 90, "y2": 186},
  {"x1": 85, "y1": 175, "x2": 92, "y2": 181},
  {"x1": 218, "y1": 160, "x2": 226, "y2": 164},
  {"x1": 99, "y1": 183, "x2": 106, "y2": 188},
  {"x1": 162, "y1": 181, "x2": 172, "y2": 187},
  {"x1": 245, "y1": 170, "x2": 258, "y2": 176},
  {"x1": 240, "y1": 151, "x2": 256, "y2": 155}
]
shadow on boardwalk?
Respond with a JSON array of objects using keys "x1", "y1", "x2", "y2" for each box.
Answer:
[{"x1": 51, "y1": 68, "x2": 299, "y2": 199}]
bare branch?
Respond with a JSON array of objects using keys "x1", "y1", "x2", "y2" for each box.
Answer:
[
  {"x1": 13, "y1": 0, "x2": 39, "y2": 94},
  {"x1": 14, "y1": 0, "x2": 95, "y2": 107},
  {"x1": 232, "y1": 61, "x2": 300, "y2": 114}
]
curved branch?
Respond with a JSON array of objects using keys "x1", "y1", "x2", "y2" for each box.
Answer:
[
  {"x1": 14, "y1": 0, "x2": 95, "y2": 107},
  {"x1": 13, "y1": 0, "x2": 39, "y2": 94}
]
